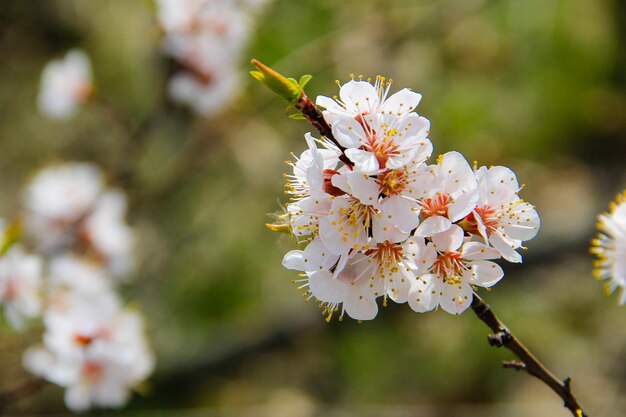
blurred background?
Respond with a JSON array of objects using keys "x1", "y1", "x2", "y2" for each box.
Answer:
[{"x1": 1, "y1": 0, "x2": 625, "y2": 415}]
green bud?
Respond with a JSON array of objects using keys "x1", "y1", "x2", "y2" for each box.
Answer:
[{"x1": 250, "y1": 59, "x2": 304, "y2": 104}]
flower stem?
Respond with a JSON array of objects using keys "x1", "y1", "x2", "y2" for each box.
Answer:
[{"x1": 470, "y1": 294, "x2": 587, "y2": 417}]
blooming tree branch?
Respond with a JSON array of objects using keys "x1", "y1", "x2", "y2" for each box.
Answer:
[
  {"x1": 471, "y1": 295, "x2": 587, "y2": 417},
  {"x1": 256, "y1": 61, "x2": 588, "y2": 416}
]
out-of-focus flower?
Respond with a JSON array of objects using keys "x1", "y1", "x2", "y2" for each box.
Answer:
[
  {"x1": 81, "y1": 191, "x2": 135, "y2": 277},
  {"x1": 37, "y1": 49, "x2": 93, "y2": 120},
  {"x1": 23, "y1": 163, "x2": 103, "y2": 251},
  {"x1": 24, "y1": 300, "x2": 154, "y2": 412},
  {"x1": 0, "y1": 247, "x2": 43, "y2": 330},
  {"x1": 167, "y1": 67, "x2": 239, "y2": 116},
  {"x1": 270, "y1": 76, "x2": 541, "y2": 320},
  {"x1": 23, "y1": 163, "x2": 135, "y2": 277},
  {"x1": 591, "y1": 192, "x2": 626, "y2": 304},
  {"x1": 156, "y1": 0, "x2": 266, "y2": 116}
]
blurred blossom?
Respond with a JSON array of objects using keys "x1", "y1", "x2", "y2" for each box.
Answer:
[
  {"x1": 47, "y1": 255, "x2": 116, "y2": 303},
  {"x1": 24, "y1": 299, "x2": 154, "y2": 412},
  {"x1": 156, "y1": 0, "x2": 267, "y2": 115},
  {"x1": 591, "y1": 192, "x2": 626, "y2": 304},
  {"x1": 23, "y1": 163, "x2": 135, "y2": 277},
  {"x1": 37, "y1": 49, "x2": 93, "y2": 120},
  {"x1": 0, "y1": 246, "x2": 43, "y2": 330},
  {"x1": 23, "y1": 162, "x2": 103, "y2": 251},
  {"x1": 278, "y1": 78, "x2": 540, "y2": 320},
  {"x1": 82, "y1": 191, "x2": 135, "y2": 277}
]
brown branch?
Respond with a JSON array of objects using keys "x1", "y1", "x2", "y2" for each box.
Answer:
[
  {"x1": 471, "y1": 294, "x2": 587, "y2": 417},
  {"x1": 294, "y1": 91, "x2": 352, "y2": 166},
  {"x1": 0, "y1": 377, "x2": 46, "y2": 413}
]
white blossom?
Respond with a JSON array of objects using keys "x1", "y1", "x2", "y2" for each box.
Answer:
[
  {"x1": 463, "y1": 166, "x2": 540, "y2": 262},
  {"x1": 408, "y1": 225, "x2": 502, "y2": 315},
  {"x1": 316, "y1": 77, "x2": 423, "y2": 122},
  {"x1": 0, "y1": 247, "x2": 43, "y2": 330},
  {"x1": 275, "y1": 78, "x2": 541, "y2": 320},
  {"x1": 156, "y1": 0, "x2": 264, "y2": 116},
  {"x1": 37, "y1": 49, "x2": 92, "y2": 120},
  {"x1": 23, "y1": 163, "x2": 103, "y2": 251},
  {"x1": 592, "y1": 192, "x2": 626, "y2": 304},
  {"x1": 24, "y1": 300, "x2": 154, "y2": 412},
  {"x1": 412, "y1": 151, "x2": 478, "y2": 237}
]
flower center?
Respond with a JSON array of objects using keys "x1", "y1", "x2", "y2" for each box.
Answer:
[
  {"x1": 377, "y1": 169, "x2": 406, "y2": 196},
  {"x1": 463, "y1": 205, "x2": 499, "y2": 236},
  {"x1": 432, "y1": 251, "x2": 465, "y2": 285},
  {"x1": 419, "y1": 193, "x2": 451, "y2": 219},
  {"x1": 367, "y1": 241, "x2": 403, "y2": 266}
]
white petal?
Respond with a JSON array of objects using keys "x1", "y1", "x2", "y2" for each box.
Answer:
[
  {"x1": 461, "y1": 242, "x2": 501, "y2": 261},
  {"x1": 316, "y1": 95, "x2": 345, "y2": 114},
  {"x1": 448, "y1": 191, "x2": 478, "y2": 222},
  {"x1": 431, "y1": 224, "x2": 464, "y2": 252},
  {"x1": 345, "y1": 149, "x2": 380, "y2": 174},
  {"x1": 440, "y1": 151, "x2": 477, "y2": 195},
  {"x1": 309, "y1": 271, "x2": 346, "y2": 304},
  {"x1": 439, "y1": 282, "x2": 473, "y2": 314},
  {"x1": 303, "y1": 237, "x2": 340, "y2": 271},
  {"x1": 468, "y1": 260, "x2": 504, "y2": 288},
  {"x1": 415, "y1": 215, "x2": 452, "y2": 237},
  {"x1": 346, "y1": 172, "x2": 380, "y2": 204},
  {"x1": 381, "y1": 196, "x2": 420, "y2": 232},
  {"x1": 282, "y1": 250, "x2": 305, "y2": 271},
  {"x1": 381, "y1": 88, "x2": 422, "y2": 115},
  {"x1": 408, "y1": 274, "x2": 440, "y2": 313},
  {"x1": 331, "y1": 115, "x2": 367, "y2": 148},
  {"x1": 343, "y1": 294, "x2": 379, "y2": 320},
  {"x1": 339, "y1": 80, "x2": 380, "y2": 115},
  {"x1": 489, "y1": 232, "x2": 522, "y2": 263},
  {"x1": 387, "y1": 268, "x2": 414, "y2": 304},
  {"x1": 372, "y1": 214, "x2": 408, "y2": 244}
]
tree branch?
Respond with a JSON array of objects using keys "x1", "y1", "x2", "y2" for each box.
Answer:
[
  {"x1": 294, "y1": 91, "x2": 351, "y2": 166},
  {"x1": 471, "y1": 294, "x2": 587, "y2": 417},
  {"x1": 0, "y1": 377, "x2": 45, "y2": 413}
]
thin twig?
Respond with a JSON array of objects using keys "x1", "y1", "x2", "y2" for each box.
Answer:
[
  {"x1": 294, "y1": 91, "x2": 352, "y2": 166},
  {"x1": 471, "y1": 294, "x2": 587, "y2": 417}
]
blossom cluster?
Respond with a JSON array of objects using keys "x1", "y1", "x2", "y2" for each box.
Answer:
[
  {"x1": 591, "y1": 192, "x2": 626, "y2": 305},
  {"x1": 156, "y1": 0, "x2": 268, "y2": 115},
  {"x1": 0, "y1": 163, "x2": 153, "y2": 412},
  {"x1": 37, "y1": 49, "x2": 93, "y2": 120},
  {"x1": 279, "y1": 78, "x2": 540, "y2": 320}
]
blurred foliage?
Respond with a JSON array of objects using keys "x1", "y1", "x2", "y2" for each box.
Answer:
[{"x1": 0, "y1": 0, "x2": 625, "y2": 415}]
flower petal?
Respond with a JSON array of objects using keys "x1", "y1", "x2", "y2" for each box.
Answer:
[
  {"x1": 415, "y1": 215, "x2": 452, "y2": 237},
  {"x1": 309, "y1": 271, "x2": 346, "y2": 304},
  {"x1": 461, "y1": 242, "x2": 501, "y2": 261},
  {"x1": 431, "y1": 224, "x2": 464, "y2": 252},
  {"x1": 408, "y1": 274, "x2": 440, "y2": 313},
  {"x1": 345, "y1": 148, "x2": 380, "y2": 174},
  {"x1": 381, "y1": 88, "x2": 422, "y2": 116},
  {"x1": 380, "y1": 195, "x2": 421, "y2": 232},
  {"x1": 439, "y1": 282, "x2": 473, "y2": 314},
  {"x1": 339, "y1": 80, "x2": 380, "y2": 115},
  {"x1": 282, "y1": 250, "x2": 305, "y2": 271},
  {"x1": 467, "y1": 260, "x2": 504, "y2": 288},
  {"x1": 489, "y1": 232, "x2": 522, "y2": 263}
]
